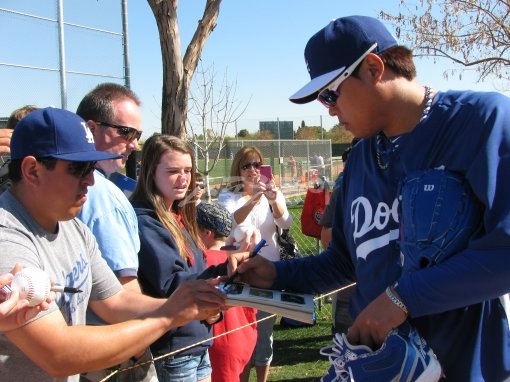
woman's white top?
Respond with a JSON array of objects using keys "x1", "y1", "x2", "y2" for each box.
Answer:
[{"x1": 218, "y1": 189, "x2": 292, "y2": 262}]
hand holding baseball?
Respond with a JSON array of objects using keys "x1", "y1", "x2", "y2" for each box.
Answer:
[
  {"x1": 0, "y1": 264, "x2": 52, "y2": 331},
  {"x1": 232, "y1": 224, "x2": 260, "y2": 252},
  {"x1": 10, "y1": 267, "x2": 52, "y2": 306}
]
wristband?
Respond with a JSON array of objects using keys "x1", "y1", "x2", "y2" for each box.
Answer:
[{"x1": 385, "y1": 286, "x2": 408, "y2": 315}]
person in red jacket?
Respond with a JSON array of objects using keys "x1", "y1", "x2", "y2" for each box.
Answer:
[{"x1": 197, "y1": 202, "x2": 258, "y2": 382}]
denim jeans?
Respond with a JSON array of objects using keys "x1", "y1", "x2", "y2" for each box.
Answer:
[
  {"x1": 398, "y1": 169, "x2": 482, "y2": 273},
  {"x1": 154, "y1": 351, "x2": 211, "y2": 382}
]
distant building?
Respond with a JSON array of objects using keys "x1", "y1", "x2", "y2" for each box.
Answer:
[
  {"x1": 0, "y1": 117, "x2": 8, "y2": 129},
  {"x1": 259, "y1": 121, "x2": 294, "y2": 139}
]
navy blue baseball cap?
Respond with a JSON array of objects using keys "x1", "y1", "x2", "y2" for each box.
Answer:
[
  {"x1": 10, "y1": 107, "x2": 121, "y2": 161},
  {"x1": 289, "y1": 16, "x2": 398, "y2": 104}
]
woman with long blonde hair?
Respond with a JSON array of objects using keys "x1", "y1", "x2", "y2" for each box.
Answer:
[{"x1": 131, "y1": 134, "x2": 225, "y2": 382}]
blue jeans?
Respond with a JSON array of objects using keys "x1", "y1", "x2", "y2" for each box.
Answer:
[
  {"x1": 398, "y1": 169, "x2": 482, "y2": 273},
  {"x1": 154, "y1": 351, "x2": 211, "y2": 382}
]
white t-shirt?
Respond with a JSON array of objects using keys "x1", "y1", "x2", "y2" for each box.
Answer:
[{"x1": 218, "y1": 189, "x2": 291, "y2": 262}]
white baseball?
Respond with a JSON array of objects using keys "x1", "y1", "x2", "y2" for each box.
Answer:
[
  {"x1": 233, "y1": 224, "x2": 252, "y2": 243},
  {"x1": 11, "y1": 267, "x2": 51, "y2": 307},
  {"x1": 233, "y1": 224, "x2": 261, "y2": 245}
]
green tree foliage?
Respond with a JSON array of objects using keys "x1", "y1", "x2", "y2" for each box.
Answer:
[
  {"x1": 255, "y1": 129, "x2": 275, "y2": 140},
  {"x1": 327, "y1": 124, "x2": 354, "y2": 143},
  {"x1": 295, "y1": 125, "x2": 325, "y2": 140},
  {"x1": 237, "y1": 128, "x2": 250, "y2": 138}
]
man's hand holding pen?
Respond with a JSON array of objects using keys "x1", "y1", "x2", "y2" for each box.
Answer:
[
  {"x1": 225, "y1": 240, "x2": 277, "y2": 289},
  {"x1": 224, "y1": 239, "x2": 266, "y2": 287}
]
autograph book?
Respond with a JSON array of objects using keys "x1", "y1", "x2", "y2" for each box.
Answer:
[{"x1": 220, "y1": 282, "x2": 315, "y2": 324}]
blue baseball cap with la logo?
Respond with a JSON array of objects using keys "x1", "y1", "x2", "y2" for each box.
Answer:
[
  {"x1": 10, "y1": 107, "x2": 121, "y2": 162},
  {"x1": 289, "y1": 15, "x2": 397, "y2": 104}
]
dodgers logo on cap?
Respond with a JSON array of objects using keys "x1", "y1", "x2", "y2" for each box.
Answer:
[
  {"x1": 289, "y1": 15, "x2": 397, "y2": 104},
  {"x1": 10, "y1": 107, "x2": 121, "y2": 162}
]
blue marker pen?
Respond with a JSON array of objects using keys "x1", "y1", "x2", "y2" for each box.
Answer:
[{"x1": 223, "y1": 239, "x2": 266, "y2": 287}]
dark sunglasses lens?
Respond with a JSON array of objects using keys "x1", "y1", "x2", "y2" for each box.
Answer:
[
  {"x1": 318, "y1": 90, "x2": 338, "y2": 108},
  {"x1": 118, "y1": 127, "x2": 132, "y2": 140},
  {"x1": 117, "y1": 127, "x2": 141, "y2": 141},
  {"x1": 68, "y1": 161, "x2": 96, "y2": 178},
  {"x1": 241, "y1": 162, "x2": 262, "y2": 170}
]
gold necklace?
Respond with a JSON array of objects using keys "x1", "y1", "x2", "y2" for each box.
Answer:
[{"x1": 376, "y1": 86, "x2": 434, "y2": 170}]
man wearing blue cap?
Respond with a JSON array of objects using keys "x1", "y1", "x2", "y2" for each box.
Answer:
[
  {"x1": 230, "y1": 15, "x2": 510, "y2": 382},
  {"x1": 0, "y1": 107, "x2": 226, "y2": 382}
]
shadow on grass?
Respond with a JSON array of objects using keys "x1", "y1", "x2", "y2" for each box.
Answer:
[
  {"x1": 263, "y1": 319, "x2": 333, "y2": 381},
  {"x1": 272, "y1": 332, "x2": 332, "y2": 367},
  {"x1": 244, "y1": 319, "x2": 334, "y2": 381},
  {"x1": 272, "y1": 321, "x2": 332, "y2": 366}
]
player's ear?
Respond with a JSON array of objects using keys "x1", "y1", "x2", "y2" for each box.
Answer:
[
  {"x1": 362, "y1": 53, "x2": 384, "y2": 83},
  {"x1": 21, "y1": 156, "x2": 42, "y2": 186}
]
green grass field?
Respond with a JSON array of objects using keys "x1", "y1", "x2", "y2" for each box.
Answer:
[
  {"x1": 245, "y1": 316, "x2": 333, "y2": 382},
  {"x1": 242, "y1": 200, "x2": 335, "y2": 381},
  {"x1": 210, "y1": 166, "x2": 334, "y2": 381}
]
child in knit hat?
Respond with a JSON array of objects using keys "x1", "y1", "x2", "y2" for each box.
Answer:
[{"x1": 196, "y1": 202, "x2": 258, "y2": 382}]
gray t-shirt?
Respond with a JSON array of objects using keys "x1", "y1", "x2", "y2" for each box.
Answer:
[{"x1": 0, "y1": 191, "x2": 122, "y2": 382}]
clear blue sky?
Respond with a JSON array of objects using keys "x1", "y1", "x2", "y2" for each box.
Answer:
[{"x1": 0, "y1": 0, "x2": 503, "y2": 138}]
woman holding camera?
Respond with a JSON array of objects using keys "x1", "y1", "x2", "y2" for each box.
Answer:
[{"x1": 218, "y1": 146, "x2": 291, "y2": 382}]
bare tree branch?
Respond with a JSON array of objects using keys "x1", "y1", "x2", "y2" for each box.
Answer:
[
  {"x1": 187, "y1": 63, "x2": 250, "y2": 201},
  {"x1": 380, "y1": 0, "x2": 510, "y2": 83}
]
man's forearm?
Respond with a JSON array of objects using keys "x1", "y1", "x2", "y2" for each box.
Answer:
[
  {"x1": 7, "y1": 312, "x2": 175, "y2": 378},
  {"x1": 6, "y1": 279, "x2": 225, "y2": 378},
  {"x1": 89, "y1": 288, "x2": 164, "y2": 324}
]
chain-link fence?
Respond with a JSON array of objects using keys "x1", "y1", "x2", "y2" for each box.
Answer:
[
  {"x1": 193, "y1": 138, "x2": 347, "y2": 322},
  {"x1": 193, "y1": 139, "x2": 345, "y2": 196},
  {"x1": 0, "y1": 3, "x2": 127, "y2": 120},
  {"x1": 286, "y1": 198, "x2": 337, "y2": 322}
]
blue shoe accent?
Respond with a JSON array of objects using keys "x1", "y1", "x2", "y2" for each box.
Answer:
[
  {"x1": 320, "y1": 332, "x2": 372, "y2": 382},
  {"x1": 320, "y1": 322, "x2": 442, "y2": 382}
]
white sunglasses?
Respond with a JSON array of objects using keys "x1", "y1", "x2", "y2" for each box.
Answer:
[{"x1": 317, "y1": 42, "x2": 378, "y2": 108}]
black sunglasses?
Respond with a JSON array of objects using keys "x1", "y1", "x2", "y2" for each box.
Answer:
[
  {"x1": 240, "y1": 162, "x2": 262, "y2": 171},
  {"x1": 67, "y1": 161, "x2": 97, "y2": 178},
  {"x1": 96, "y1": 121, "x2": 142, "y2": 141},
  {"x1": 317, "y1": 89, "x2": 339, "y2": 109}
]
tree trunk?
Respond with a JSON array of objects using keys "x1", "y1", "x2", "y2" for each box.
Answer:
[{"x1": 147, "y1": 0, "x2": 222, "y2": 138}]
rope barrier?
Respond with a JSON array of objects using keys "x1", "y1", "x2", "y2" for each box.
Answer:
[{"x1": 98, "y1": 282, "x2": 356, "y2": 382}]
